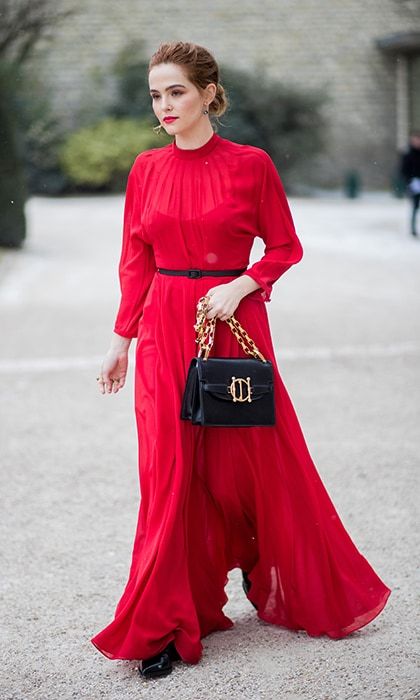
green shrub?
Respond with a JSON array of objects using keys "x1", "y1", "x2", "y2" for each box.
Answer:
[
  {"x1": 15, "y1": 65, "x2": 70, "y2": 195},
  {"x1": 59, "y1": 117, "x2": 170, "y2": 191},
  {"x1": 218, "y1": 66, "x2": 327, "y2": 188},
  {"x1": 109, "y1": 42, "x2": 152, "y2": 120}
]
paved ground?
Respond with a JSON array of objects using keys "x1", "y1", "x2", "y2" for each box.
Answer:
[{"x1": 0, "y1": 192, "x2": 419, "y2": 700}]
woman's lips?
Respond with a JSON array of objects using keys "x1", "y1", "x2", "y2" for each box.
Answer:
[{"x1": 163, "y1": 117, "x2": 178, "y2": 123}]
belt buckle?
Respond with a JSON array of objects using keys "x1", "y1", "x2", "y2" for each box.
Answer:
[{"x1": 187, "y1": 269, "x2": 202, "y2": 278}]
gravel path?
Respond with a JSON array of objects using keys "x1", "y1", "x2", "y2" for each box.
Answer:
[{"x1": 0, "y1": 193, "x2": 419, "y2": 699}]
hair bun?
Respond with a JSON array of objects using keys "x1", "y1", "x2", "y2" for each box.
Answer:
[{"x1": 211, "y1": 81, "x2": 228, "y2": 117}]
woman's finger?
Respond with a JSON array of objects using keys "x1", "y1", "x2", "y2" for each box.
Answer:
[
  {"x1": 102, "y1": 372, "x2": 113, "y2": 393},
  {"x1": 111, "y1": 377, "x2": 121, "y2": 393},
  {"x1": 206, "y1": 304, "x2": 215, "y2": 319}
]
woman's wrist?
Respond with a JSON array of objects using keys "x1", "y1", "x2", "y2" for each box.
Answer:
[
  {"x1": 110, "y1": 332, "x2": 132, "y2": 352},
  {"x1": 229, "y1": 274, "x2": 261, "y2": 299}
]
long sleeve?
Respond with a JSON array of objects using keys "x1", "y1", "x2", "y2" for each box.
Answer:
[
  {"x1": 113, "y1": 158, "x2": 157, "y2": 338},
  {"x1": 242, "y1": 151, "x2": 304, "y2": 302}
]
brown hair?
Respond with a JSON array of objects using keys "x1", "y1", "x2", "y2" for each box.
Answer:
[{"x1": 148, "y1": 41, "x2": 229, "y2": 118}]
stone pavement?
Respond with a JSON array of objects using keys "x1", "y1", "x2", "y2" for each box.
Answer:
[{"x1": 0, "y1": 193, "x2": 419, "y2": 700}]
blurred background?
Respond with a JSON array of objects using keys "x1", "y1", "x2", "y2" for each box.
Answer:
[
  {"x1": 1, "y1": 0, "x2": 420, "y2": 246},
  {"x1": 1, "y1": 3, "x2": 419, "y2": 699}
]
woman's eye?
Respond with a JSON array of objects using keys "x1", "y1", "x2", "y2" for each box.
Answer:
[{"x1": 151, "y1": 91, "x2": 183, "y2": 100}]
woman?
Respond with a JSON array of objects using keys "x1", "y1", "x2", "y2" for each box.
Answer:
[{"x1": 91, "y1": 41, "x2": 391, "y2": 679}]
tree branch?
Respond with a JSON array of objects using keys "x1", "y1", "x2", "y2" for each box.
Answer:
[{"x1": 0, "y1": 0, "x2": 76, "y2": 63}]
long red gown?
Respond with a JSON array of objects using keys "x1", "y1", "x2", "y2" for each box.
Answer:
[{"x1": 91, "y1": 131, "x2": 391, "y2": 664}]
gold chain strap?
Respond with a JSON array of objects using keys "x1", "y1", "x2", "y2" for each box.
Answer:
[{"x1": 194, "y1": 295, "x2": 266, "y2": 362}]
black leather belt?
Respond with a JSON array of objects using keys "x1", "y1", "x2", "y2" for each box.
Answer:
[{"x1": 157, "y1": 267, "x2": 247, "y2": 278}]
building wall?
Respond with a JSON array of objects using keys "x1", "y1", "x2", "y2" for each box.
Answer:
[{"x1": 32, "y1": 0, "x2": 420, "y2": 188}]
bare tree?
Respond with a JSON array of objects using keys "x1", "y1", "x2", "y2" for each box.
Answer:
[{"x1": 0, "y1": 0, "x2": 75, "y2": 63}]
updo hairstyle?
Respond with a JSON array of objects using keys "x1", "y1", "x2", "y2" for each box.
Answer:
[{"x1": 148, "y1": 41, "x2": 229, "y2": 118}]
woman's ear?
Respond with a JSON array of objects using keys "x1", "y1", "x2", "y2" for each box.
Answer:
[{"x1": 205, "y1": 82, "x2": 217, "y2": 103}]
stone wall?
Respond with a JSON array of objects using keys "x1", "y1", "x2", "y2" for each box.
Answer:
[{"x1": 31, "y1": 0, "x2": 420, "y2": 188}]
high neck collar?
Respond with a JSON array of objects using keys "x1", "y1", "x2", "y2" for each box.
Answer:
[{"x1": 172, "y1": 131, "x2": 221, "y2": 159}]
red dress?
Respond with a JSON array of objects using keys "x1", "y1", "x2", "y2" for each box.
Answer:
[{"x1": 91, "y1": 131, "x2": 391, "y2": 663}]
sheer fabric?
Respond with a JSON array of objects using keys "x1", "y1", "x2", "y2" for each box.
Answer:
[{"x1": 91, "y1": 132, "x2": 391, "y2": 663}]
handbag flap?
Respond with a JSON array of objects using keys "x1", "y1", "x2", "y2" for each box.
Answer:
[{"x1": 197, "y1": 357, "x2": 273, "y2": 402}]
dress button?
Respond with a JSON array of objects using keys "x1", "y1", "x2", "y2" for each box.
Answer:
[{"x1": 204, "y1": 161, "x2": 208, "y2": 165}]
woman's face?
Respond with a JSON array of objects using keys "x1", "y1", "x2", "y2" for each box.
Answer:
[{"x1": 148, "y1": 62, "x2": 215, "y2": 136}]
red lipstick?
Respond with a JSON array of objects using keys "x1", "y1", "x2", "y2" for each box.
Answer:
[{"x1": 163, "y1": 117, "x2": 178, "y2": 123}]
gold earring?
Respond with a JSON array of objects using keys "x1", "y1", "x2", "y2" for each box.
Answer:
[{"x1": 152, "y1": 124, "x2": 163, "y2": 134}]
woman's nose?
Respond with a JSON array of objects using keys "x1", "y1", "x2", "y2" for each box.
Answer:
[{"x1": 161, "y1": 97, "x2": 172, "y2": 111}]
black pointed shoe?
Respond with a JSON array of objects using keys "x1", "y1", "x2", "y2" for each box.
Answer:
[
  {"x1": 241, "y1": 569, "x2": 259, "y2": 611},
  {"x1": 138, "y1": 648, "x2": 173, "y2": 679},
  {"x1": 137, "y1": 641, "x2": 182, "y2": 679}
]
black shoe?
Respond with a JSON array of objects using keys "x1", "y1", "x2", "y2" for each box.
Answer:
[
  {"x1": 241, "y1": 569, "x2": 258, "y2": 611},
  {"x1": 137, "y1": 641, "x2": 181, "y2": 679},
  {"x1": 166, "y1": 640, "x2": 182, "y2": 662},
  {"x1": 138, "y1": 648, "x2": 173, "y2": 679}
]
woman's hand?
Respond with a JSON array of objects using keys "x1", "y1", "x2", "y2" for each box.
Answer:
[
  {"x1": 205, "y1": 275, "x2": 261, "y2": 321},
  {"x1": 97, "y1": 333, "x2": 131, "y2": 395}
]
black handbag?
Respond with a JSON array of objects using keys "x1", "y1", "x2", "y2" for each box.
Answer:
[{"x1": 181, "y1": 295, "x2": 275, "y2": 427}]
